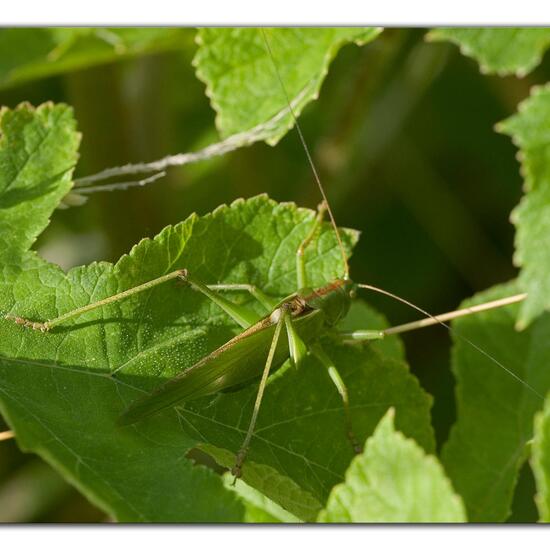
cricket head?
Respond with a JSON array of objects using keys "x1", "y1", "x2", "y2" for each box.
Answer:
[{"x1": 298, "y1": 278, "x2": 356, "y2": 327}]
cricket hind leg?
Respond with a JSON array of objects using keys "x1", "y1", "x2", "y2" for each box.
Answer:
[
  {"x1": 231, "y1": 307, "x2": 287, "y2": 482},
  {"x1": 5, "y1": 269, "x2": 263, "y2": 333},
  {"x1": 296, "y1": 201, "x2": 328, "y2": 289},
  {"x1": 5, "y1": 270, "x2": 188, "y2": 332},
  {"x1": 311, "y1": 344, "x2": 362, "y2": 455}
]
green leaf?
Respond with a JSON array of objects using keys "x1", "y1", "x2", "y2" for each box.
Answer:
[
  {"x1": 427, "y1": 28, "x2": 550, "y2": 76},
  {"x1": 318, "y1": 408, "x2": 466, "y2": 522},
  {"x1": 0, "y1": 102, "x2": 79, "y2": 261},
  {"x1": 199, "y1": 445, "x2": 323, "y2": 521},
  {"x1": 1, "y1": 139, "x2": 435, "y2": 525},
  {"x1": 442, "y1": 281, "x2": 550, "y2": 522},
  {"x1": 498, "y1": 85, "x2": 550, "y2": 327},
  {"x1": 223, "y1": 474, "x2": 302, "y2": 523},
  {"x1": 193, "y1": 27, "x2": 382, "y2": 145},
  {"x1": 532, "y1": 394, "x2": 550, "y2": 522},
  {"x1": 0, "y1": 28, "x2": 192, "y2": 90}
]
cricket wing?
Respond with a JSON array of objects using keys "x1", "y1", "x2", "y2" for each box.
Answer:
[{"x1": 118, "y1": 309, "x2": 324, "y2": 425}]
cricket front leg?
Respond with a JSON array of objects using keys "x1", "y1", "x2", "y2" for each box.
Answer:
[
  {"x1": 311, "y1": 344, "x2": 362, "y2": 455},
  {"x1": 5, "y1": 268, "x2": 261, "y2": 332},
  {"x1": 337, "y1": 329, "x2": 385, "y2": 343},
  {"x1": 5, "y1": 270, "x2": 188, "y2": 332}
]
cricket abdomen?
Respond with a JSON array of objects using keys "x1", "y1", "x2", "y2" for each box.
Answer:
[
  {"x1": 298, "y1": 278, "x2": 356, "y2": 326},
  {"x1": 117, "y1": 307, "x2": 324, "y2": 426}
]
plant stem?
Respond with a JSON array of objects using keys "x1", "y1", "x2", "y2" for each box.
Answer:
[{"x1": 0, "y1": 430, "x2": 14, "y2": 442}]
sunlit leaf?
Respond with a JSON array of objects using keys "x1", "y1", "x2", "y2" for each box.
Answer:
[
  {"x1": 193, "y1": 27, "x2": 382, "y2": 145},
  {"x1": 498, "y1": 85, "x2": 550, "y2": 327},
  {"x1": 318, "y1": 408, "x2": 466, "y2": 522},
  {"x1": 0, "y1": 102, "x2": 79, "y2": 260},
  {"x1": 428, "y1": 28, "x2": 550, "y2": 76},
  {"x1": 223, "y1": 474, "x2": 302, "y2": 523}
]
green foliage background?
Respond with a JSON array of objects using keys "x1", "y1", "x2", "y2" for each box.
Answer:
[{"x1": 1, "y1": 27, "x2": 550, "y2": 522}]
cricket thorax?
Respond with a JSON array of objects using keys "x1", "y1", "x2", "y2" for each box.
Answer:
[
  {"x1": 269, "y1": 295, "x2": 312, "y2": 324},
  {"x1": 297, "y1": 278, "x2": 356, "y2": 326}
]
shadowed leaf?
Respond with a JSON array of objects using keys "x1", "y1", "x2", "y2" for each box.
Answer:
[
  {"x1": 442, "y1": 281, "x2": 550, "y2": 522},
  {"x1": 0, "y1": 28, "x2": 193, "y2": 90}
]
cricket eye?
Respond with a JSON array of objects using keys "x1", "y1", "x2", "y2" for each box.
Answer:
[{"x1": 349, "y1": 289, "x2": 357, "y2": 299}]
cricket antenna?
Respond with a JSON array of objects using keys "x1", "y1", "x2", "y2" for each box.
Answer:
[
  {"x1": 260, "y1": 29, "x2": 350, "y2": 279},
  {"x1": 358, "y1": 283, "x2": 544, "y2": 401}
]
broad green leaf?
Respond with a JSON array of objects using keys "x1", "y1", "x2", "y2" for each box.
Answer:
[
  {"x1": 498, "y1": 85, "x2": 550, "y2": 327},
  {"x1": 318, "y1": 409, "x2": 466, "y2": 522},
  {"x1": 223, "y1": 474, "x2": 302, "y2": 523},
  {"x1": 0, "y1": 102, "x2": 79, "y2": 261},
  {"x1": 442, "y1": 281, "x2": 550, "y2": 522},
  {"x1": 193, "y1": 27, "x2": 382, "y2": 145},
  {"x1": 0, "y1": 28, "x2": 191, "y2": 90},
  {"x1": 532, "y1": 394, "x2": 550, "y2": 521},
  {"x1": 1, "y1": 147, "x2": 434, "y2": 525},
  {"x1": 428, "y1": 28, "x2": 550, "y2": 76}
]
